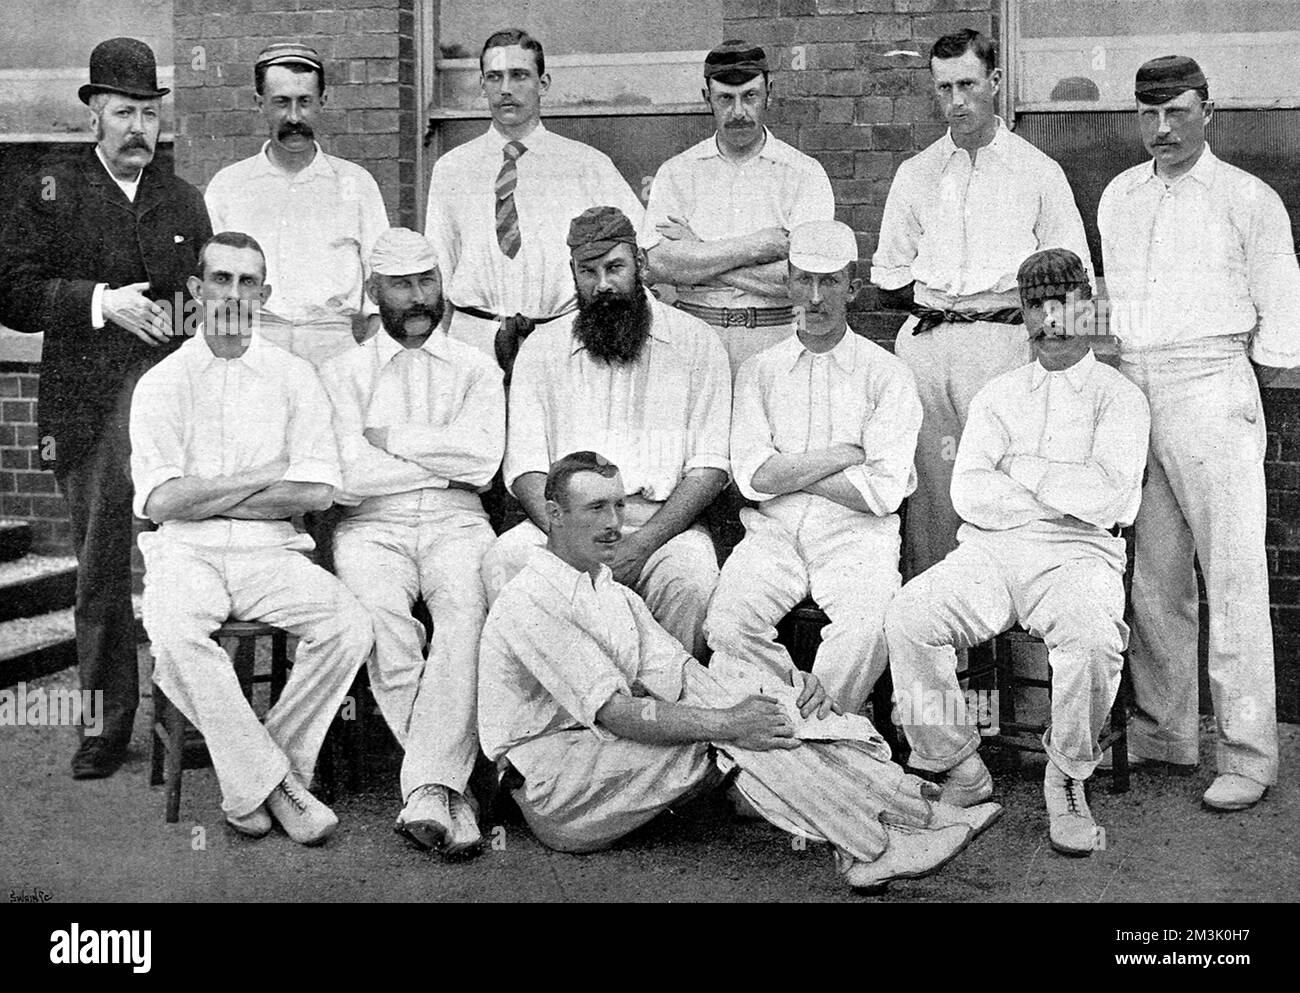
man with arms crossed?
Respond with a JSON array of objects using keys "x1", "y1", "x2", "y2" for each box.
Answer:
[
  {"x1": 131, "y1": 232, "x2": 372, "y2": 844},
  {"x1": 1098, "y1": 56, "x2": 1300, "y2": 811},
  {"x1": 481, "y1": 206, "x2": 730, "y2": 659},
  {"x1": 205, "y1": 43, "x2": 390, "y2": 368},
  {"x1": 886, "y1": 249, "x2": 1149, "y2": 855},
  {"x1": 706, "y1": 221, "x2": 921, "y2": 715},
  {"x1": 641, "y1": 40, "x2": 834, "y2": 376},
  {"x1": 871, "y1": 28, "x2": 1092, "y2": 580},
  {"x1": 321, "y1": 229, "x2": 504, "y2": 856}
]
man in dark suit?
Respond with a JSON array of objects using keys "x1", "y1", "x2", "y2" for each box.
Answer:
[{"x1": 0, "y1": 38, "x2": 213, "y2": 778}]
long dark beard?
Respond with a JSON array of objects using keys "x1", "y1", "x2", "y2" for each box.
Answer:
[
  {"x1": 572, "y1": 278, "x2": 653, "y2": 366},
  {"x1": 378, "y1": 298, "x2": 445, "y2": 339}
]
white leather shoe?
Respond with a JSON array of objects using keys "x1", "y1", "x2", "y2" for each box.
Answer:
[
  {"x1": 226, "y1": 804, "x2": 272, "y2": 839},
  {"x1": 1044, "y1": 761, "x2": 1102, "y2": 856},
  {"x1": 265, "y1": 774, "x2": 338, "y2": 846},
  {"x1": 928, "y1": 800, "x2": 1004, "y2": 837},
  {"x1": 840, "y1": 823, "x2": 973, "y2": 892},
  {"x1": 444, "y1": 789, "x2": 484, "y2": 857},
  {"x1": 395, "y1": 784, "x2": 454, "y2": 851},
  {"x1": 1202, "y1": 774, "x2": 1267, "y2": 812},
  {"x1": 936, "y1": 753, "x2": 993, "y2": 808}
]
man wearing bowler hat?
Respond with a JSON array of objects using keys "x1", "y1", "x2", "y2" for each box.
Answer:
[
  {"x1": 205, "y1": 43, "x2": 390, "y2": 369},
  {"x1": 0, "y1": 37, "x2": 212, "y2": 779},
  {"x1": 1098, "y1": 55, "x2": 1300, "y2": 811},
  {"x1": 641, "y1": 40, "x2": 834, "y2": 377}
]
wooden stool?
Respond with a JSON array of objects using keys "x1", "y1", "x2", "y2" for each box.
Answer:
[{"x1": 148, "y1": 620, "x2": 290, "y2": 823}]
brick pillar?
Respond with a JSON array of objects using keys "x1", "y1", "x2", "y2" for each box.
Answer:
[
  {"x1": 722, "y1": 0, "x2": 996, "y2": 345},
  {"x1": 171, "y1": 0, "x2": 418, "y2": 226},
  {"x1": 0, "y1": 364, "x2": 68, "y2": 553}
]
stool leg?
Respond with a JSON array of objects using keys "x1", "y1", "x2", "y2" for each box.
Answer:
[
  {"x1": 870, "y1": 670, "x2": 902, "y2": 758},
  {"x1": 271, "y1": 632, "x2": 289, "y2": 705},
  {"x1": 164, "y1": 702, "x2": 186, "y2": 824},
  {"x1": 1110, "y1": 664, "x2": 1131, "y2": 795},
  {"x1": 149, "y1": 690, "x2": 167, "y2": 787}
]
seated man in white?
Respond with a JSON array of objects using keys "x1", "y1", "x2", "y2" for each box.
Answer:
[
  {"x1": 131, "y1": 232, "x2": 373, "y2": 845},
  {"x1": 480, "y1": 206, "x2": 731, "y2": 659},
  {"x1": 884, "y1": 248, "x2": 1150, "y2": 856},
  {"x1": 706, "y1": 220, "x2": 922, "y2": 714},
  {"x1": 479, "y1": 450, "x2": 1003, "y2": 892},
  {"x1": 320, "y1": 228, "x2": 504, "y2": 857}
]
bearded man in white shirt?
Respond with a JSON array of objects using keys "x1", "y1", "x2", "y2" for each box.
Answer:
[
  {"x1": 423, "y1": 29, "x2": 644, "y2": 383},
  {"x1": 885, "y1": 249, "x2": 1150, "y2": 857},
  {"x1": 320, "y1": 228, "x2": 504, "y2": 857},
  {"x1": 131, "y1": 232, "x2": 373, "y2": 845},
  {"x1": 481, "y1": 206, "x2": 731, "y2": 659},
  {"x1": 705, "y1": 221, "x2": 921, "y2": 715},
  {"x1": 1099, "y1": 56, "x2": 1300, "y2": 812},
  {"x1": 871, "y1": 29, "x2": 1092, "y2": 581},
  {"x1": 205, "y1": 43, "x2": 390, "y2": 369}
]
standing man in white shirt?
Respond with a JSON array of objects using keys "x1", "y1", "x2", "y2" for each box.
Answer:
[
  {"x1": 481, "y1": 206, "x2": 731, "y2": 659},
  {"x1": 205, "y1": 43, "x2": 390, "y2": 369},
  {"x1": 131, "y1": 232, "x2": 373, "y2": 845},
  {"x1": 885, "y1": 249, "x2": 1150, "y2": 857},
  {"x1": 320, "y1": 229, "x2": 504, "y2": 857},
  {"x1": 871, "y1": 29, "x2": 1092, "y2": 580},
  {"x1": 706, "y1": 221, "x2": 922, "y2": 714},
  {"x1": 423, "y1": 29, "x2": 644, "y2": 382},
  {"x1": 641, "y1": 41, "x2": 835, "y2": 377},
  {"x1": 1099, "y1": 56, "x2": 1300, "y2": 812}
]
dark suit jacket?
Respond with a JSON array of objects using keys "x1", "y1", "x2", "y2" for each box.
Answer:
[{"x1": 0, "y1": 148, "x2": 212, "y2": 471}]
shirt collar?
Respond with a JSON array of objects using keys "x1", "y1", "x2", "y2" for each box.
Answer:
[
  {"x1": 527, "y1": 546, "x2": 612, "y2": 602},
  {"x1": 1131, "y1": 143, "x2": 1220, "y2": 194},
  {"x1": 940, "y1": 116, "x2": 1011, "y2": 163},
  {"x1": 371, "y1": 326, "x2": 453, "y2": 365},
  {"x1": 252, "y1": 140, "x2": 333, "y2": 180},
  {"x1": 486, "y1": 120, "x2": 548, "y2": 152},
  {"x1": 182, "y1": 329, "x2": 277, "y2": 374},
  {"x1": 569, "y1": 291, "x2": 674, "y2": 356},
  {"x1": 693, "y1": 128, "x2": 798, "y2": 166},
  {"x1": 94, "y1": 145, "x2": 141, "y2": 199},
  {"x1": 780, "y1": 327, "x2": 858, "y2": 374},
  {"x1": 1029, "y1": 347, "x2": 1096, "y2": 393}
]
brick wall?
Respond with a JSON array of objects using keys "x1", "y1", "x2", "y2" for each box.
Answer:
[
  {"x1": 0, "y1": 363, "x2": 67, "y2": 553},
  {"x1": 170, "y1": 0, "x2": 418, "y2": 226}
]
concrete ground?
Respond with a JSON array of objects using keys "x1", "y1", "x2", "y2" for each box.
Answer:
[{"x1": 2, "y1": 664, "x2": 1297, "y2": 903}]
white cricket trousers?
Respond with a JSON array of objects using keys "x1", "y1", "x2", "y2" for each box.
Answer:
[
  {"x1": 332, "y1": 494, "x2": 495, "y2": 800},
  {"x1": 885, "y1": 526, "x2": 1127, "y2": 781},
  {"x1": 1119, "y1": 336, "x2": 1277, "y2": 785},
  {"x1": 141, "y1": 525, "x2": 373, "y2": 817},
  {"x1": 705, "y1": 505, "x2": 901, "y2": 714}
]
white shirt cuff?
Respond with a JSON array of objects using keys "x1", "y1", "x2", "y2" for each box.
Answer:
[{"x1": 91, "y1": 283, "x2": 107, "y2": 330}]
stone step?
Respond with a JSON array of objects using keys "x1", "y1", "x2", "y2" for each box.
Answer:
[
  {"x1": 0, "y1": 519, "x2": 32, "y2": 563},
  {"x1": 0, "y1": 596, "x2": 142, "y2": 690},
  {"x1": 0, "y1": 554, "x2": 77, "y2": 624}
]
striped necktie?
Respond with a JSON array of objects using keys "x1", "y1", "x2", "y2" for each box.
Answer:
[{"x1": 495, "y1": 140, "x2": 527, "y2": 259}]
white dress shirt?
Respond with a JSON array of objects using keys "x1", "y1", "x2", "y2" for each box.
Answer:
[
  {"x1": 205, "y1": 142, "x2": 390, "y2": 323},
  {"x1": 731, "y1": 329, "x2": 921, "y2": 520},
  {"x1": 871, "y1": 119, "x2": 1093, "y2": 309},
  {"x1": 639, "y1": 129, "x2": 834, "y2": 310},
  {"x1": 423, "y1": 122, "x2": 644, "y2": 319},
  {"x1": 1098, "y1": 145, "x2": 1300, "y2": 367},
  {"x1": 951, "y1": 350, "x2": 1150, "y2": 534},
  {"x1": 504, "y1": 291, "x2": 731, "y2": 500},
  {"x1": 129, "y1": 332, "x2": 340, "y2": 544},
  {"x1": 478, "y1": 548, "x2": 690, "y2": 761},
  {"x1": 318, "y1": 329, "x2": 505, "y2": 516}
]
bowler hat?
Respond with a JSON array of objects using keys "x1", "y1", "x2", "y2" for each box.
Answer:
[{"x1": 79, "y1": 37, "x2": 169, "y2": 104}]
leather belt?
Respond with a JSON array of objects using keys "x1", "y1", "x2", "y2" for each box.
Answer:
[
  {"x1": 675, "y1": 301, "x2": 794, "y2": 329},
  {"x1": 910, "y1": 306, "x2": 1024, "y2": 335}
]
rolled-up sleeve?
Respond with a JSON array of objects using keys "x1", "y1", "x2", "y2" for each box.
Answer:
[
  {"x1": 843, "y1": 360, "x2": 922, "y2": 516},
  {"x1": 128, "y1": 368, "x2": 185, "y2": 520},
  {"x1": 638, "y1": 159, "x2": 684, "y2": 253},
  {"x1": 683, "y1": 330, "x2": 732, "y2": 477},
  {"x1": 284, "y1": 366, "x2": 342, "y2": 488},
  {"x1": 1245, "y1": 183, "x2": 1300, "y2": 369},
  {"x1": 503, "y1": 338, "x2": 554, "y2": 492},
  {"x1": 384, "y1": 361, "x2": 506, "y2": 488},
  {"x1": 626, "y1": 589, "x2": 689, "y2": 703},
  {"x1": 870, "y1": 162, "x2": 920, "y2": 291}
]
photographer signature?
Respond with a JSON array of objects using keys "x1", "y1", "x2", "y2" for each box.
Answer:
[{"x1": 9, "y1": 887, "x2": 53, "y2": 903}]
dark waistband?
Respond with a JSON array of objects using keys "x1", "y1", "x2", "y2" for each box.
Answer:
[
  {"x1": 910, "y1": 306, "x2": 1024, "y2": 335},
  {"x1": 675, "y1": 301, "x2": 794, "y2": 329},
  {"x1": 455, "y1": 305, "x2": 566, "y2": 325}
]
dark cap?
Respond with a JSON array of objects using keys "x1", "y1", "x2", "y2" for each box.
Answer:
[
  {"x1": 1135, "y1": 54, "x2": 1207, "y2": 105},
  {"x1": 1017, "y1": 248, "x2": 1090, "y2": 304},
  {"x1": 256, "y1": 42, "x2": 325, "y2": 77},
  {"x1": 567, "y1": 206, "x2": 638, "y2": 262},
  {"x1": 704, "y1": 40, "x2": 769, "y2": 83},
  {"x1": 79, "y1": 37, "x2": 169, "y2": 105}
]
